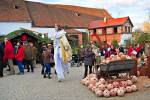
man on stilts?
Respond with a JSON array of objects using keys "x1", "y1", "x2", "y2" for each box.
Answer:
[{"x1": 52, "y1": 24, "x2": 72, "y2": 82}]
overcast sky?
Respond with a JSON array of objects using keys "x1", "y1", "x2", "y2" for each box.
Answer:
[{"x1": 26, "y1": 0, "x2": 150, "y2": 30}]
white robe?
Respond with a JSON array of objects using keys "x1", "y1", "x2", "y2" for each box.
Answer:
[{"x1": 52, "y1": 30, "x2": 69, "y2": 80}]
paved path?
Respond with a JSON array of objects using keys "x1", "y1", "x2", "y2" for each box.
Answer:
[{"x1": 0, "y1": 65, "x2": 150, "y2": 100}]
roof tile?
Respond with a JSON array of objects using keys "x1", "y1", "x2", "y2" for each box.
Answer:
[
  {"x1": 89, "y1": 17, "x2": 132, "y2": 29},
  {"x1": 49, "y1": 4, "x2": 112, "y2": 19},
  {"x1": 26, "y1": 1, "x2": 102, "y2": 28},
  {"x1": 0, "y1": 0, "x2": 31, "y2": 22}
]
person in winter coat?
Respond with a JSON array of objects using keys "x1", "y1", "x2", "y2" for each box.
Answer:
[
  {"x1": 40, "y1": 43, "x2": 47, "y2": 75},
  {"x1": 119, "y1": 46, "x2": 125, "y2": 53},
  {"x1": 29, "y1": 42, "x2": 37, "y2": 68},
  {"x1": 0, "y1": 41, "x2": 4, "y2": 77},
  {"x1": 42, "y1": 47, "x2": 52, "y2": 79},
  {"x1": 135, "y1": 44, "x2": 140, "y2": 58},
  {"x1": 110, "y1": 45, "x2": 117, "y2": 55},
  {"x1": 24, "y1": 42, "x2": 34, "y2": 72},
  {"x1": 15, "y1": 41, "x2": 24, "y2": 75},
  {"x1": 83, "y1": 44, "x2": 95, "y2": 78},
  {"x1": 128, "y1": 45, "x2": 133, "y2": 56},
  {"x1": 47, "y1": 44, "x2": 54, "y2": 67},
  {"x1": 3, "y1": 38, "x2": 15, "y2": 75}
]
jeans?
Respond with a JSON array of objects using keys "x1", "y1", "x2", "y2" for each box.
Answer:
[
  {"x1": 44, "y1": 63, "x2": 51, "y2": 75},
  {"x1": 16, "y1": 60, "x2": 24, "y2": 73}
]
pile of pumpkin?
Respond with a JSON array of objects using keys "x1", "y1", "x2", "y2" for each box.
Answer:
[
  {"x1": 101, "y1": 53, "x2": 132, "y2": 64},
  {"x1": 81, "y1": 74, "x2": 138, "y2": 97}
]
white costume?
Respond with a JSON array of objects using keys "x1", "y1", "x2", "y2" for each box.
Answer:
[{"x1": 52, "y1": 29, "x2": 72, "y2": 81}]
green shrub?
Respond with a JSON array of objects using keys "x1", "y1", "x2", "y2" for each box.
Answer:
[{"x1": 112, "y1": 39, "x2": 118, "y2": 48}]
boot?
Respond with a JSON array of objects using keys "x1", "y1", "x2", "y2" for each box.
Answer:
[
  {"x1": 48, "y1": 73, "x2": 51, "y2": 79},
  {"x1": 43, "y1": 73, "x2": 46, "y2": 78}
]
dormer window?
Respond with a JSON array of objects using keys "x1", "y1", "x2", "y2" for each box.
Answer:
[
  {"x1": 14, "y1": 5, "x2": 20, "y2": 9},
  {"x1": 75, "y1": 12, "x2": 80, "y2": 16},
  {"x1": 93, "y1": 29, "x2": 96, "y2": 34}
]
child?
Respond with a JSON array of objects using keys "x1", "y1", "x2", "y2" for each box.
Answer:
[{"x1": 42, "y1": 47, "x2": 51, "y2": 79}]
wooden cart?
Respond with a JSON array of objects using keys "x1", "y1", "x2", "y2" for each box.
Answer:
[{"x1": 96, "y1": 59, "x2": 137, "y2": 78}]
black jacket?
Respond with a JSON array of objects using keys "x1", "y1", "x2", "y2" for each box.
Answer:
[
  {"x1": 84, "y1": 49, "x2": 95, "y2": 66},
  {"x1": 0, "y1": 42, "x2": 4, "y2": 60}
]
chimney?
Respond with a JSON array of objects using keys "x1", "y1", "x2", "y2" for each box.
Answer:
[{"x1": 104, "y1": 17, "x2": 107, "y2": 23}]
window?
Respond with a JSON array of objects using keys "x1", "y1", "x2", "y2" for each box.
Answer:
[
  {"x1": 94, "y1": 29, "x2": 96, "y2": 33},
  {"x1": 96, "y1": 29, "x2": 102, "y2": 35},
  {"x1": 75, "y1": 12, "x2": 80, "y2": 16},
  {"x1": 128, "y1": 27, "x2": 131, "y2": 33},
  {"x1": 89, "y1": 30, "x2": 93, "y2": 33},
  {"x1": 114, "y1": 27, "x2": 117, "y2": 33},
  {"x1": 102, "y1": 28, "x2": 106, "y2": 34},
  {"x1": 14, "y1": 5, "x2": 19, "y2": 9},
  {"x1": 125, "y1": 26, "x2": 128, "y2": 33}
]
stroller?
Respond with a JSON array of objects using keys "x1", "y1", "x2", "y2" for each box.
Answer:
[{"x1": 71, "y1": 54, "x2": 81, "y2": 67}]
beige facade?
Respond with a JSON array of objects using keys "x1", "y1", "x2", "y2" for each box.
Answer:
[
  {"x1": 96, "y1": 29, "x2": 102, "y2": 35},
  {"x1": 106, "y1": 27, "x2": 113, "y2": 34},
  {"x1": 123, "y1": 21, "x2": 133, "y2": 33},
  {"x1": 90, "y1": 20, "x2": 133, "y2": 35},
  {"x1": 117, "y1": 26, "x2": 122, "y2": 33}
]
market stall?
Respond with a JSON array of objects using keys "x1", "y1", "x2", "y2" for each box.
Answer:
[
  {"x1": 3, "y1": 29, "x2": 50, "y2": 63},
  {"x1": 81, "y1": 50, "x2": 150, "y2": 98}
]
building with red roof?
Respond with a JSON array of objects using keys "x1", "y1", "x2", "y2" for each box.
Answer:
[
  {"x1": 89, "y1": 16, "x2": 134, "y2": 45},
  {"x1": 0, "y1": 0, "x2": 112, "y2": 46}
]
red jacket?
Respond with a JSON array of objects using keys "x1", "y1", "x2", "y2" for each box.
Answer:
[
  {"x1": 3, "y1": 41, "x2": 14, "y2": 63},
  {"x1": 128, "y1": 46, "x2": 133, "y2": 56},
  {"x1": 15, "y1": 46, "x2": 24, "y2": 61},
  {"x1": 135, "y1": 47, "x2": 140, "y2": 53}
]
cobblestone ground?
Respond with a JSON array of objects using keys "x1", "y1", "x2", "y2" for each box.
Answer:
[{"x1": 0, "y1": 64, "x2": 150, "y2": 100}]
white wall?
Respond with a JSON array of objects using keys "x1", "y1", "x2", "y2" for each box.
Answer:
[
  {"x1": 32, "y1": 28, "x2": 89, "y2": 38},
  {"x1": 0, "y1": 22, "x2": 88, "y2": 39},
  {"x1": 75, "y1": 29, "x2": 88, "y2": 33},
  {"x1": 0, "y1": 22, "x2": 31, "y2": 35},
  {"x1": 0, "y1": 22, "x2": 56, "y2": 38},
  {"x1": 120, "y1": 34, "x2": 132, "y2": 45},
  {"x1": 30, "y1": 27, "x2": 55, "y2": 38}
]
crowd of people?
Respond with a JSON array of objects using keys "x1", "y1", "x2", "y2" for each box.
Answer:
[
  {"x1": 0, "y1": 24, "x2": 72, "y2": 82},
  {"x1": 0, "y1": 25, "x2": 146, "y2": 83},
  {"x1": 0, "y1": 37, "x2": 59, "y2": 79},
  {"x1": 78, "y1": 42, "x2": 145, "y2": 78},
  {"x1": 0, "y1": 38, "x2": 38, "y2": 77}
]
